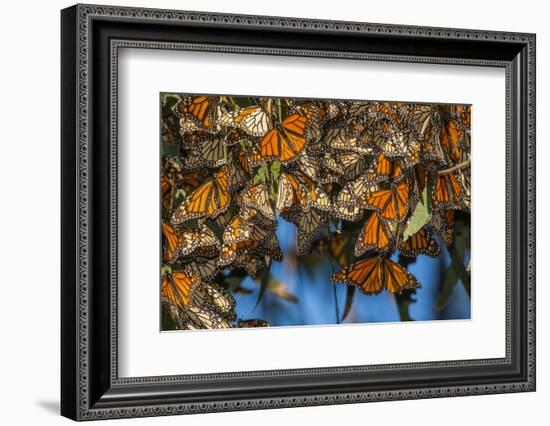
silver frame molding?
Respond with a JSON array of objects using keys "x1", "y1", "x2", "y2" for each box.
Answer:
[{"x1": 61, "y1": 3, "x2": 536, "y2": 421}]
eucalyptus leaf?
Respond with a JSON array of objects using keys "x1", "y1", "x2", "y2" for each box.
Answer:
[
  {"x1": 403, "y1": 186, "x2": 431, "y2": 241},
  {"x1": 163, "y1": 94, "x2": 179, "y2": 111},
  {"x1": 434, "y1": 265, "x2": 459, "y2": 311},
  {"x1": 395, "y1": 290, "x2": 415, "y2": 321},
  {"x1": 434, "y1": 223, "x2": 470, "y2": 310},
  {"x1": 254, "y1": 269, "x2": 271, "y2": 308},
  {"x1": 160, "y1": 264, "x2": 172, "y2": 276},
  {"x1": 341, "y1": 286, "x2": 356, "y2": 321},
  {"x1": 270, "y1": 161, "x2": 281, "y2": 182}
]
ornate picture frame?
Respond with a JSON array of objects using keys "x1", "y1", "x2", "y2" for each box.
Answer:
[{"x1": 61, "y1": 4, "x2": 535, "y2": 420}]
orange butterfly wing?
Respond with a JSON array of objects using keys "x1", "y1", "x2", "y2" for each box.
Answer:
[
  {"x1": 162, "y1": 270, "x2": 200, "y2": 308},
  {"x1": 162, "y1": 223, "x2": 181, "y2": 262},
  {"x1": 255, "y1": 113, "x2": 308, "y2": 163},
  {"x1": 381, "y1": 258, "x2": 420, "y2": 294},
  {"x1": 373, "y1": 152, "x2": 403, "y2": 181},
  {"x1": 187, "y1": 96, "x2": 215, "y2": 128},
  {"x1": 355, "y1": 213, "x2": 393, "y2": 256},
  {"x1": 440, "y1": 119, "x2": 462, "y2": 161},
  {"x1": 400, "y1": 227, "x2": 440, "y2": 258},
  {"x1": 332, "y1": 257, "x2": 419, "y2": 295},
  {"x1": 172, "y1": 166, "x2": 230, "y2": 223},
  {"x1": 433, "y1": 172, "x2": 464, "y2": 209},
  {"x1": 332, "y1": 257, "x2": 383, "y2": 294},
  {"x1": 362, "y1": 180, "x2": 409, "y2": 221}
]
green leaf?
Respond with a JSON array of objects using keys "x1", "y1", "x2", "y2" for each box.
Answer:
[
  {"x1": 395, "y1": 290, "x2": 416, "y2": 321},
  {"x1": 448, "y1": 228, "x2": 471, "y2": 296},
  {"x1": 161, "y1": 310, "x2": 178, "y2": 330},
  {"x1": 434, "y1": 265, "x2": 459, "y2": 311},
  {"x1": 239, "y1": 139, "x2": 253, "y2": 150},
  {"x1": 434, "y1": 223, "x2": 470, "y2": 310},
  {"x1": 162, "y1": 142, "x2": 182, "y2": 157},
  {"x1": 270, "y1": 160, "x2": 281, "y2": 182},
  {"x1": 403, "y1": 186, "x2": 431, "y2": 241},
  {"x1": 254, "y1": 164, "x2": 268, "y2": 184},
  {"x1": 254, "y1": 269, "x2": 271, "y2": 308},
  {"x1": 162, "y1": 94, "x2": 179, "y2": 116},
  {"x1": 341, "y1": 286, "x2": 356, "y2": 321}
]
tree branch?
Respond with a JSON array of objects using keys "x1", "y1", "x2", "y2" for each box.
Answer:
[{"x1": 437, "y1": 159, "x2": 471, "y2": 175}]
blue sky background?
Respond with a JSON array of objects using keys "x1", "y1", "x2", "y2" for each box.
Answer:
[{"x1": 234, "y1": 218, "x2": 470, "y2": 326}]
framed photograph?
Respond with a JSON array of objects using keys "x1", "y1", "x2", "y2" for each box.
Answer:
[{"x1": 61, "y1": 4, "x2": 536, "y2": 421}]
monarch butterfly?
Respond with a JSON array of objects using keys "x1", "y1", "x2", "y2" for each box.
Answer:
[
  {"x1": 328, "y1": 151, "x2": 367, "y2": 181},
  {"x1": 162, "y1": 222, "x2": 220, "y2": 263},
  {"x1": 162, "y1": 159, "x2": 203, "y2": 213},
  {"x1": 225, "y1": 149, "x2": 253, "y2": 193},
  {"x1": 185, "y1": 258, "x2": 220, "y2": 282},
  {"x1": 290, "y1": 208, "x2": 328, "y2": 255},
  {"x1": 161, "y1": 175, "x2": 175, "y2": 215},
  {"x1": 258, "y1": 233, "x2": 284, "y2": 261},
  {"x1": 297, "y1": 173, "x2": 332, "y2": 212},
  {"x1": 360, "y1": 180, "x2": 410, "y2": 222},
  {"x1": 161, "y1": 222, "x2": 184, "y2": 263},
  {"x1": 220, "y1": 247, "x2": 273, "y2": 279},
  {"x1": 312, "y1": 231, "x2": 352, "y2": 268},
  {"x1": 219, "y1": 208, "x2": 281, "y2": 269},
  {"x1": 319, "y1": 163, "x2": 345, "y2": 185},
  {"x1": 177, "y1": 96, "x2": 219, "y2": 133},
  {"x1": 185, "y1": 224, "x2": 220, "y2": 258},
  {"x1": 337, "y1": 175, "x2": 380, "y2": 208},
  {"x1": 291, "y1": 101, "x2": 324, "y2": 142},
  {"x1": 220, "y1": 105, "x2": 273, "y2": 137},
  {"x1": 373, "y1": 119, "x2": 416, "y2": 159},
  {"x1": 238, "y1": 183, "x2": 276, "y2": 221},
  {"x1": 437, "y1": 112, "x2": 464, "y2": 162},
  {"x1": 418, "y1": 117, "x2": 446, "y2": 164},
  {"x1": 291, "y1": 153, "x2": 319, "y2": 181},
  {"x1": 190, "y1": 282, "x2": 236, "y2": 321},
  {"x1": 183, "y1": 132, "x2": 227, "y2": 168},
  {"x1": 432, "y1": 171, "x2": 466, "y2": 210},
  {"x1": 454, "y1": 104, "x2": 472, "y2": 129},
  {"x1": 355, "y1": 212, "x2": 394, "y2": 256},
  {"x1": 368, "y1": 152, "x2": 404, "y2": 182},
  {"x1": 182, "y1": 305, "x2": 232, "y2": 329},
  {"x1": 325, "y1": 123, "x2": 377, "y2": 155},
  {"x1": 413, "y1": 163, "x2": 428, "y2": 196},
  {"x1": 223, "y1": 128, "x2": 254, "y2": 146},
  {"x1": 222, "y1": 209, "x2": 254, "y2": 246},
  {"x1": 331, "y1": 256, "x2": 420, "y2": 295},
  {"x1": 161, "y1": 114, "x2": 180, "y2": 144},
  {"x1": 400, "y1": 227, "x2": 440, "y2": 258},
  {"x1": 332, "y1": 198, "x2": 364, "y2": 222},
  {"x1": 407, "y1": 104, "x2": 434, "y2": 136},
  {"x1": 237, "y1": 319, "x2": 270, "y2": 328},
  {"x1": 429, "y1": 209, "x2": 455, "y2": 246},
  {"x1": 276, "y1": 171, "x2": 331, "y2": 215},
  {"x1": 251, "y1": 112, "x2": 313, "y2": 164},
  {"x1": 172, "y1": 165, "x2": 230, "y2": 224},
  {"x1": 276, "y1": 172, "x2": 303, "y2": 214},
  {"x1": 161, "y1": 269, "x2": 201, "y2": 309}
]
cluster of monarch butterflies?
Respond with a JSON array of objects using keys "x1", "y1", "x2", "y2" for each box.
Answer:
[{"x1": 161, "y1": 93, "x2": 471, "y2": 329}]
